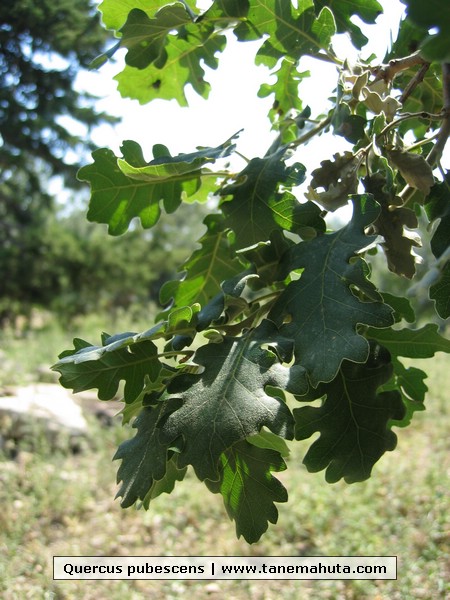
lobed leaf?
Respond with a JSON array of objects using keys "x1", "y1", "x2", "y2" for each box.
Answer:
[
  {"x1": 381, "y1": 357, "x2": 427, "y2": 428},
  {"x1": 219, "y1": 148, "x2": 315, "y2": 249},
  {"x1": 78, "y1": 139, "x2": 234, "y2": 235},
  {"x1": 159, "y1": 214, "x2": 245, "y2": 312},
  {"x1": 294, "y1": 342, "x2": 405, "y2": 483},
  {"x1": 120, "y1": 6, "x2": 192, "y2": 70},
  {"x1": 114, "y1": 402, "x2": 179, "y2": 508},
  {"x1": 364, "y1": 172, "x2": 420, "y2": 278},
  {"x1": 306, "y1": 151, "x2": 362, "y2": 211},
  {"x1": 270, "y1": 195, "x2": 394, "y2": 386},
  {"x1": 258, "y1": 59, "x2": 309, "y2": 128},
  {"x1": 98, "y1": 0, "x2": 182, "y2": 30},
  {"x1": 430, "y1": 262, "x2": 450, "y2": 319},
  {"x1": 205, "y1": 440, "x2": 288, "y2": 543},
  {"x1": 402, "y1": 0, "x2": 450, "y2": 62},
  {"x1": 313, "y1": 0, "x2": 383, "y2": 49},
  {"x1": 425, "y1": 174, "x2": 450, "y2": 259},
  {"x1": 52, "y1": 339, "x2": 162, "y2": 404},
  {"x1": 366, "y1": 323, "x2": 450, "y2": 358},
  {"x1": 388, "y1": 149, "x2": 434, "y2": 195},
  {"x1": 235, "y1": 0, "x2": 333, "y2": 64},
  {"x1": 157, "y1": 321, "x2": 304, "y2": 481}
]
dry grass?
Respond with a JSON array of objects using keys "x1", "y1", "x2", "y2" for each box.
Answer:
[{"x1": 0, "y1": 324, "x2": 449, "y2": 599}]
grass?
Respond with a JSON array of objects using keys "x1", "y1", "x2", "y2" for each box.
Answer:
[{"x1": 0, "y1": 317, "x2": 449, "y2": 599}]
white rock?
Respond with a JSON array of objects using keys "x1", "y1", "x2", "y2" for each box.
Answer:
[{"x1": 0, "y1": 383, "x2": 88, "y2": 438}]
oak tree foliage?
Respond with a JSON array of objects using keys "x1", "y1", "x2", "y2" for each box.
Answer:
[{"x1": 53, "y1": 0, "x2": 450, "y2": 543}]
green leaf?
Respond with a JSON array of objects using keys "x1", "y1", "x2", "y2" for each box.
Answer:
[
  {"x1": 116, "y1": 28, "x2": 226, "y2": 104},
  {"x1": 294, "y1": 343, "x2": 405, "y2": 483},
  {"x1": 430, "y1": 262, "x2": 450, "y2": 319},
  {"x1": 332, "y1": 103, "x2": 367, "y2": 144},
  {"x1": 314, "y1": 0, "x2": 383, "y2": 49},
  {"x1": 202, "y1": 0, "x2": 250, "y2": 21},
  {"x1": 78, "y1": 139, "x2": 234, "y2": 235},
  {"x1": 388, "y1": 149, "x2": 434, "y2": 195},
  {"x1": 420, "y1": 32, "x2": 450, "y2": 62},
  {"x1": 242, "y1": 231, "x2": 296, "y2": 288},
  {"x1": 366, "y1": 323, "x2": 450, "y2": 357},
  {"x1": 52, "y1": 337, "x2": 162, "y2": 404},
  {"x1": 306, "y1": 151, "x2": 362, "y2": 211},
  {"x1": 158, "y1": 321, "x2": 304, "y2": 480},
  {"x1": 219, "y1": 148, "x2": 311, "y2": 249},
  {"x1": 425, "y1": 174, "x2": 450, "y2": 259},
  {"x1": 234, "y1": 0, "x2": 334, "y2": 64},
  {"x1": 394, "y1": 65, "x2": 443, "y2": 138},
  {"x1": 194, "y1": 269, "x2": 257, "y2": 332},
  {"x1": 120, "y1": 6, "x2": 192, "y2": 69},
  {"x1": 258, "y1": 58, "x2": 308, "y2": 124},
  {"x1": 402, "y1": 0, "x2": 450, "y2": 62},
  {"x1": 98, "y1": 0, "x2": 187, "y2": 31},
  {"x1": 312, "y1": 6, "x2": 336, "y2": 47},
  {"x1": 270, "y1": 195, "x2": 394, "y2": 385},
  {"x1": 141, "y1": 456, "x2": 188, "y2": 509},
  {"x1": 383, "y1": 357, "x2": 427, "y2": 428},
  {"x1": 114, "y1": 402, "x2": 176, "y2": 508},
  {"x1": 385, "y1": 15, "x2": 427, "y2": 60},
  {"x1": 205, "y1": 440, "x2": 288, "y2": 543},
  {"x1": 160, "y1": 214, "x2": 245, "y2": 312},
  {"x1": 121, "y1": 363, "x2": 180, "y2": 425},
  {"x1": 380, "y1": 292, "x2": 415, "y2": 323},
  {"x1": 247, "y1": 427, "x2": 291, "y2": 457},
  {"x1": 111, "y1": 2, "x2": 229, "y2": 104},
  {"x1": 117, "y1": 142, "x2": 234, "y2": 182},
  {"x1": 364, "y1": 172, "x2": 419, "y2": 278}
]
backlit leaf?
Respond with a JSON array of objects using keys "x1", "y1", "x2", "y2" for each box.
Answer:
[
  {"x1": 366, "y1": 323, "x2": 450, "y2": 358},
  {"x1": 402, "y1": 0, "x2": 450, "y2": 62},
  {"x1": 114, "y1": 402, "x2": 176, "y2": 507},
  {"x1": 219, "y1": 148, "x2": 312, "y2": 249},
  {"x1": 120, "y1": 6, "x2": 192, "y2": 69},
  {"x1": 205, "y1": 440, "x2": 287, "y2": 543},
  {"x1": 314, "y1": 0, "x2": 383, "y2": 48}
]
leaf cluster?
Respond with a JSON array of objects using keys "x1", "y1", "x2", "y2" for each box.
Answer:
[{"x1": 54, "y1": 0, "x2": 450, "y2": 542}]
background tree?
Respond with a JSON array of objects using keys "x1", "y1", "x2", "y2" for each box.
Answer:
[
  {"x1": 0, "y1": 0, "x2": 116, "y2": 323},
  {"x1": 54, "y1": 0, "x2": 450, "y2": 543}
]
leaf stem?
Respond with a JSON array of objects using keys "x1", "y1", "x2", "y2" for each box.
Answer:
[
  {"x1": 305, "y1": 51, "x2": 342, "y2": 67},
  {"x1": 376, "y1": 110, "x2": 445, "y2": 141},
  {"x1": 399, "y1": 62, "x2": 431, "y2": 105},
  {"x1": 289, "y1": 114, "x2": 332, "y2": 149},
  {"x1": 372, "y1": 51, "x2": 430, "y2": 83}
]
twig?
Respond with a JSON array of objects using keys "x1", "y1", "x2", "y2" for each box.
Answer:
[
  {"x1": 399, "y1": 62, "x2": 431, "y2": 104},
  {"x1": 372, "y1": 51, "x2": 430, "y2": 84},
  {"x1": 289, "y1": 114, "x2": 332, "y2": 149}
]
